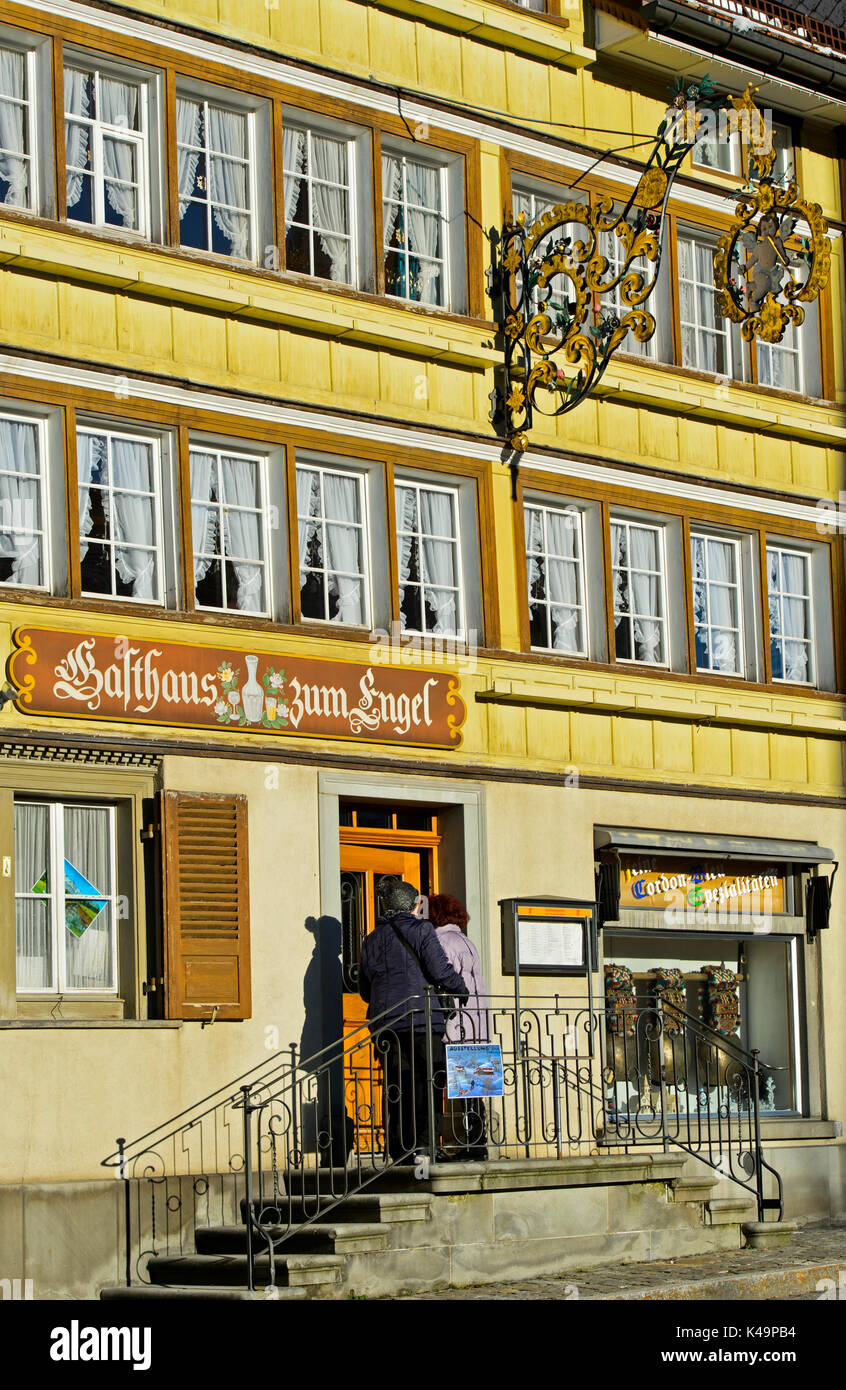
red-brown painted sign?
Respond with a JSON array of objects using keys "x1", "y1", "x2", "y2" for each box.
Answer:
[{"x1": 8, "y1": 628, "x2": 466, "y2": 749}]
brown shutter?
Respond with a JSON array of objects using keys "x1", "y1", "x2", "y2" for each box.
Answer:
[{"x1": 161, "y1": 791, "x2": 251, "y2": 1021}]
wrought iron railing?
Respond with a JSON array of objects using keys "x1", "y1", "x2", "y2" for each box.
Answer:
[{"x1": 103, "y1": 992, "x2": 782, "y2": 1291}]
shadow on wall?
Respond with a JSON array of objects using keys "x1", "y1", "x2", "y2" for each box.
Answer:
[{"x1": 299, "y1": 915, "x2": 353, "y2": 1165}]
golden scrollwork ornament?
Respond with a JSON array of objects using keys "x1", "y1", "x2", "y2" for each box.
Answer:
[{"x1": 714, "y1": 85, "x2": 831, "y2": 345}]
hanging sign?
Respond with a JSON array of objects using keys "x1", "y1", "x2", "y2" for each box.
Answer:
[
  {"x1": 7, "y1": 627, "x2": 466, "y2": 749},
  {"x1": 619, "y1": 856, "x2": 786, "y2": 914},
  {"x1": 445, "y1": 1044, "x2": 504, "y2": 1100}
]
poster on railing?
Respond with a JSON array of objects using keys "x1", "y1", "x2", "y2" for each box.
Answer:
[{"x1": 445, "y1": 1043, "x2": 504, "y2": 1099}]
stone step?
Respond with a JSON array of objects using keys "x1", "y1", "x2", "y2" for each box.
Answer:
[
  {"x1": 241, "y1": 1192, "x2": 432, "y2": 1226},
  {"x1": 196, "y1": 1222, "x2": 389, "y2": 1256},
  {"x1": 670, "y1": 1175, "x2": 720, "y2": 1204},
  {"x1": 706, "y1": 1195, "x2": 758, "y2": 1225},
  {"x1": 100, "y1": 1284, "x2": 308, "y2": 1301},
  {"x1": 146, "y1": 1252, "x2": 345, "y2": 1289}
]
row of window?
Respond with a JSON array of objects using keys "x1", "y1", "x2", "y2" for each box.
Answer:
[
  {"x1": 0, "y1": 408, "x2": 833, "y2": 689},
  {"x1": 0, "y1": 24, "x2": 824, "y2": 392},
  {"x1": 513, "y1": 163, "x2": 817, "y2": 396}
]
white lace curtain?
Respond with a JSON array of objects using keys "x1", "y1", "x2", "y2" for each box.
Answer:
[
  {"x1": 207, "y1": 105, "x2": 249, "y2": 258},
  {"x1": 283, "y1": 128, "x2": 349, "y2": 281},
  {"x1": 14, "y1": 802, "x2": 50, "y2": 990},
  {"x1": 297, "y1": 470, "x2": 363, "y2": 624},
  {"x1": 421, "y1": 490, "x2": 457, "y2": 634},
  {"x1": 64, "y1": 68, "x2": 90, "y2": 210},
  {"x1": 382, "y1": 154, "x2": 442, "y2": 303},
  {"x1": 190, "y1": 452, "x2": 263, "y2": 611},
  {"x1": 693, "y1": 538, "x2": 738, "y2": 672},
  {"x1": 0, "y1": 49, "x2": 29, "y2": 206},
  {"x1": 776, "y1": 552, "x2": 810, "y2": 682},
  {"x1": 64, "y1": 805, "x2": 112, "y2": 990},
  {"x1": 545, "y1": 511, "x2": 581, "y2": 652},
  {"x1": 176, "y1": 97, "x2": 202, "y2": 217},
  {"x1": 99, "y1": 77, "x2": 138, "y2": 227},
  {"x1": 395, "y1": 485, "x2": 417, "y2": 610},
  {"x1": 613, "y1": 524, "x2": 663, "y2": 663},
  {"x1": 0, "y1": 418, "x2": 40, "y2": 586},
  {"x1": 78, "y1": 434, "x2": 156, "y2": 599}
]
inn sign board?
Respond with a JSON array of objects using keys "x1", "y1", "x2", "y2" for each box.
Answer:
[{"x1": 8, "y1": 628, "x2": 466, "y2": 750}]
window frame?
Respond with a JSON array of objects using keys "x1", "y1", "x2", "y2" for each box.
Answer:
[
  {"x1": 690, "y1": 528, "x2": 746, "y2": 678},
  {"x1": 189, "y1": 440, "x2": 274, "y2": 619},
  {"x1": 295, "y1": 458, "x2": 373, "y2": 630},
  {"x1": 76, "y1": 421, "x2": 168, "y2": 607},
  {"x1": 524, "y1": 497, "x2": 589, "y2": 657},
  {"x1": 766, "y1": 540, "x2": 817, "y2": 688},
  {"x1": 610, "y1": 514, "x2": 671, "y2": 669},
  {"x1": 63, "y1": 61, "x2": 152, "y2": 239},
  {"x1": 0, "y1": 408, "x2": 52, "y2": 594},
  {"x1": 14, "y1": 798, "x2": 119, "y2": 997},
  {"x1": 174, "y1": 89, "x2": 260, "y2": 264},
  {"x1": 380, "y1": 135, "x2": 467, "y2": 314},
  {"x1": 281, "y1": 113, "x2": 363, "y2": 290},
  {"x1": 394, "y1": 475, "x2": 467, "y2": 641}
]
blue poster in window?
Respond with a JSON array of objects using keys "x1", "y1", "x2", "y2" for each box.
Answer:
[{"x1": 445, "y1": 1043, "x2": 504, "y2": 1099}]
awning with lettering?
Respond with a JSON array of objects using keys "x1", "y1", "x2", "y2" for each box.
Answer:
[{"x1": 594, "y1": 827, "x2": 835, "y2": 866}]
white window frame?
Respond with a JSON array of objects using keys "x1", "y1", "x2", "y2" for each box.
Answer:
[
  {"x1": 677, "y1": 227, "x2": 738, "y2": 377},
  {"x1": 0, "y1": 410, "x2": 51, "y2": 592},
  {"x1": 190, "y1": 442, "x2": 272, "y2": 617},
  {"x1": 64, "y1": 58, "x2": 155, "y2": 239},
  {"x1": 611, "y1": 515, "x2": 669, "y2": 668},
  {"x1": 690, "y1": 529, "x2": 745, "y2": 677},
  {"x1": 176, "y1": 95, "x2": 258, "y2": 263},
  {"x1": 0, "y1": 39, "x2": 37, "y2": 212},
  {"x1": 296, "y1": 461, "x2": 372, "y2": 629},
  {"x1": 382, "y1": 139, "x2": 465, "y2": 312},
  {"x1": 77, "y1": 424, "x2": 166, "y2": 606},
  {"x1": 15, "y1": 800, "x2": 118, "y2": 996},
  {"x1": 283, "y1": 119, "x2": 358, "y2": 287},
  {"x1": 767, "y1": 541, "x2": 816, "y2": 687},
  {"x1": 524, "y1": 499, "x2": 589, "y2": 656},
  {"x1": 394, "y1": 477, "x2": 466, "y2": 640}
]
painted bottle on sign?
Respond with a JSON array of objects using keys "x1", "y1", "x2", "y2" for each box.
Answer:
[{"x1": 242, "y1": 655, "x2": 264, "y2": 725}]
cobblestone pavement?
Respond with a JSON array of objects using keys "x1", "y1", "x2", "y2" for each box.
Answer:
[{"x1": 393, "y1": 1226, "x2": 846, "y2": 1300}]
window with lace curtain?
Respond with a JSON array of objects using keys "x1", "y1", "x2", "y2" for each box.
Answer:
[
  {"x1": 611, "y1": 516, "x2": 668, "y2": 666},
  {"x1": 395, "y1": 479, "x2": 464, "y2": 638},
  {"x1": 77, "y1": 425, "x2": 163, "y2": 603},
  {"x1": 524, "y1": 501, "x2": 587, "y2": 655},
  {"x1": 191, "y1": 444, "x2": 270, "y2": 615},
  {"x1": 296, "y1": 462, "x2": 370, "y2": 626},
  {"x1": 691, "y1": 531, "x2": 744, "y2": 675},
  {"x1": 176, "y1": 96, "x2": 255, "y2": 260},
  {"x1": 283, "y1": 121, "x2": 356, "y2": 285},
  {"x1": 64, "y1": 62, "x2": 150, "y2": 235},
  {"x1": 382, "y1": 148, "x2": 451, "y2": 309},
  {"x1": 767, "y1": 543, "x2": 815, "y2": 685},
  {"x1": 0, "y1": 412, "x2": 47, "y2": 589},
  {"x1": 15, "y1": 801, "x2": 117, "y2": 995},
  {"x1": 0, "y1": 41, "x2": 36, "y2": 211}
]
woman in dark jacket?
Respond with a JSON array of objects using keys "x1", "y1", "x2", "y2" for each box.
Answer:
[{"x1": 359, "y1": 877, "x2": 467, "y2": 1162}]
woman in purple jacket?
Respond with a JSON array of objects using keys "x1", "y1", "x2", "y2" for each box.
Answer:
[{"x1": 428, "y1": 893, "x2": 490, "y2": 1161}]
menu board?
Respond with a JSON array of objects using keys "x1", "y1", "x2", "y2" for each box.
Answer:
[
  {"x1": 501, "y1": 899, "x2": 594, "y2": 976},
  {"x1": 518, "y1": 917, "x2": 585, "y2": 969}
]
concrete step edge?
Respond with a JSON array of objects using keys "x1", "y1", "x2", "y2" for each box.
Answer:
[
  {"x1": 583, "y1": 1258, "x2": 843, "y2": 1302},
  {"x1": 100, "y1": 1284, "x2": 308, "y2": 1301}
]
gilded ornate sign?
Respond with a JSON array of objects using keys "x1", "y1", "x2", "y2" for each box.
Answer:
[
  {"x1": 619, "y1": 855, "x2": 786, "y2": 914},
  {"x1": 8, "y1": 628, "x2": 466, "y2": 749}
]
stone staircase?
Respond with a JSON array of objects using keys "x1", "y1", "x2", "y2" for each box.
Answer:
[{"x1": 100, "y1": 1153, "x2": 769, "y2": 1300}]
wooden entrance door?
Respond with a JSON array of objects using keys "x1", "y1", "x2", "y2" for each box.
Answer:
[{"x1": 340, "y1": 845, "x2": 422, "y2": 1152}]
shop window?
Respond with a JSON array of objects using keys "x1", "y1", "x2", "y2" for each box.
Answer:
[
  {"x1": 283, "y1": 115, "x2": 369, "y2": 288},
  {"x1": 525, "y1": 500, "x2": 588, "y2": 655},
  {"x1": 296, "y1": 461, "x2": 371, "y2": 626},
  {"x1": 77, "y1": 424, "x2": 166, "y2": 604},
  {"x1": 604, "y1": 931, "x2": 801, "y2": 1113},
  {"x1": 64, "y1": 58, "x2": 159, "y2": 238},
  {"x1": 382, "y1": 141, "x2": 465, "y2": 312},
  {"x1": 15, "y1": 800, "x2": 118, "y2": 995},
  {"x1": 611, "y1": 515, "x2": 668, "y2": 666},
  {"x1": 176, "y1": 88, "x2": 267, "y2": 263},
  {"x1": 395, "y1": 478, "x2": 464, "y2": 638},
  {"x1": 0, "y1": 412, "x2": 48, "y2": 590},
  {"x1": 190, "y1": 443, "x2": 271, "y2": 615}
]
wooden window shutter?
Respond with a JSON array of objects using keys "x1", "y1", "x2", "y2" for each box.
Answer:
[{"x1": 161, "y1": 791, "x2": 251, "y2": 1021}]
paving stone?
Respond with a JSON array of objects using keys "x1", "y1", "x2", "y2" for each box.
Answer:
[{"x1": 392, "y1": 1224, "x2": 846, "y2": 1300}]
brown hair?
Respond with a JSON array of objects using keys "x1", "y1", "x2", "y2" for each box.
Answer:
[{"x1": 428, "y1": 893, "x2": 469, "y2": 932}]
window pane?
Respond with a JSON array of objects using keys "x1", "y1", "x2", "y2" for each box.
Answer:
[
  {"x1": 15, "y1": 802, "x2": 52, "y2": 990},
  {"x1": 64, "y1": 806, "x2": 113, "y2": 991}
]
